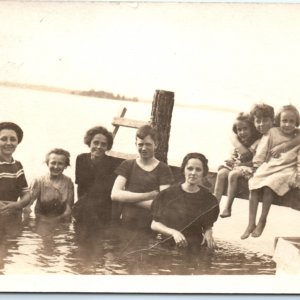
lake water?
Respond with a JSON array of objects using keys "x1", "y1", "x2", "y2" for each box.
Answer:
[{"x1": 0, "y1": 86, "x2": 276, "y2": 275}]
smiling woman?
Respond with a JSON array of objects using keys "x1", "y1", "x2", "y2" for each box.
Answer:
[
  {"x1": 111, "y1": 125, "x2": 174, "y2": 229},
  {"x1": 72, "y1": 125, "x2": 118, "y2": 226},
  {"x1": 27, "y1": 148, "x2": 74, "y2": 220},
  {"x1": 0, "y1": 122, "x2": 31, "y2": 227},
  {"x1": 151, "y1": 152, "x2": 220, "y2": 249}
]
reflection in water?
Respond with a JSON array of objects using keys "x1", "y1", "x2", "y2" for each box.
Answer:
[{"x1": 0, "y1": 216, "x2": 276, "y2": 275}]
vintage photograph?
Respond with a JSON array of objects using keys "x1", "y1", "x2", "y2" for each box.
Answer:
[{"x1": 0, "y1": 1, "x2": 299, "y2": 293}]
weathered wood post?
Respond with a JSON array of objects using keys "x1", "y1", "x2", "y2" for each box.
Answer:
[{"x1": 150, "y1": 90, "x2": 174, "y2": 164}]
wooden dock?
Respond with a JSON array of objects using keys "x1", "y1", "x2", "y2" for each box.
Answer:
[{"x1": 214, "y1": 195, "x2": 300, "y2": 258}]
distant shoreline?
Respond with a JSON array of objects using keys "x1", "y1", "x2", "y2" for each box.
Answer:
[{"x1": 0, "y1": 81, "x2": 139, "y2": 102}]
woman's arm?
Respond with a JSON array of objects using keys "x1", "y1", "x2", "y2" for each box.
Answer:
[
  {"x1": 135, "y1": 184, "x2": 171, "y2": 209},
  {"x1": 60, "y1": 181, "x2": 74, "y2": 219},
  {"x1": 151, "y1": 220, "x2": 188, "y2": 247},
  {"x1": 111, "y1": 175, "x2": 159, "y2": 203},
  {"x1": 0, "y1": 191, "x2": 31, "y2": 215}
]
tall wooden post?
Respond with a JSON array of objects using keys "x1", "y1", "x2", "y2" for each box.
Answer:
[{"x1": 150, "y1": 90, "x2": 174, "y2": 164}]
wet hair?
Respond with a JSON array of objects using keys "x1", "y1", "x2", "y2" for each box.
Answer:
[
  {"x1": 84, "y1": 126, "x2": 113, "y2": 150},
  {"x1": 181, "y1": 152, "x2": 209, "y2": 177},
  {"x1": 0, "y1": 122, "x2": 23, "y2": 143},
  {"x1": 45, "y1": 148, "x2": 71, "y2": 167},
  {"x1": 250, "y1": 103, "x2": 275, "y2": 122},
  {"x1": 232, "y1": 112, "x2": 260, "y2": 144},
  {"x1": 274, "y1": 104, "x2": 300, "y2": 127},
  {"x1": 136, "y1": 125, "x2": 157, "y2": 144}
]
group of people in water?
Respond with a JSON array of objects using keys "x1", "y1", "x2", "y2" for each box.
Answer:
[{"x1": 0, "y1": 102, "x2": 299, "y2": 250}]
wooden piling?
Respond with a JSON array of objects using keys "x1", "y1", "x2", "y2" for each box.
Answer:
[{"x1": 150, "y1": 90, "x2": 175, "y2": 163}]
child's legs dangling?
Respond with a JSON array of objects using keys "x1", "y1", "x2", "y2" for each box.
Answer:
[
  {"x1": 252, "y1": 186, "x2": 274, "y2": 238},
  {"x1": 214, "y1": 168, "x2": 230, "y2": 203},
  {"x1": 220, "y1": 169, "x2": 242, "y2": 218},
  {"x1": 241, "y1": 189, "x2": 260, "y2": 239}
]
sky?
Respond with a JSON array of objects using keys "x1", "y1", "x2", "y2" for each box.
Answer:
[{"x1": 1, "y1": 1, "x2": 300, "y2": 111}]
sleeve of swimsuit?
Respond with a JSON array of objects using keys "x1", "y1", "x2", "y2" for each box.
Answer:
[
  {"x1": 114, "y1": 159, "x2": 133, "y2": 179},
  {"x1": 158, "y1": 163, "x2": 174, "y2": 185},
  {"x1": 16, "y1": 161, "x2": 29, "y2": 195},
  {"x1": 201, "y1": 193, "x2": 220, "y2": 231},
  {"x1": 151, "y1": 190, "x2": 166, "y2": 222},
  {"x1": 75, "y1": 154, "x2": 91, "y2": 185}
]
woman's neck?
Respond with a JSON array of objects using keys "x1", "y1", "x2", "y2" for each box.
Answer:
[
  {"x1": 137, "y1": 157, "x2": 157, "y2": 166},
  {"x1": 181, "y1": 182, "x2": 200, "y2": 193},
  {"x1": 0, "y1": 154, "x2": 13, "y2": 163},
  {"x1": 49, "y1": 173, "x2": 63, "y2": 181}
]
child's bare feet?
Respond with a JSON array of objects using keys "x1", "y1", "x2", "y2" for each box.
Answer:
[
  {"x1": 251, "y1": 220, "x2": 266, "y2": 238},
  {"x1": 240, "y1": 225, "x2": 256, "y2": 240},
  {"x1": 220, "y1": 208, "x2": 231, "y2": 218}
]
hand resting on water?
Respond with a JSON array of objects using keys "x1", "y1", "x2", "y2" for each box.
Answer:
[{"x1": 201, "y1": 228, "x2": 216, "y2": 249}]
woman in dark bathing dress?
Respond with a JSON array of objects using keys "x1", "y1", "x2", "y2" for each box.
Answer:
[
  {"x1": 151, "y1": 152, "x2": 219, "y2": 249},
  {"x1": 73, "y1": 126, "x2": 118, "y2": 226}
]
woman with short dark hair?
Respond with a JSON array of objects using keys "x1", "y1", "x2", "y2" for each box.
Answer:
[
  {"x1": 0, "y1": 122, "x2": 31, "y2": 216},
  {"x1": 151, "y1": 152, "x2": 219, "y2": 249},
  {"x1": 73, "y1": 125, "x2": 118, "y2": 225}
]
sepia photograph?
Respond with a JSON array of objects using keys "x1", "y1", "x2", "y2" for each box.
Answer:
[{"x1": 0, "y1": 0, "x2": 300, "y2": 293}]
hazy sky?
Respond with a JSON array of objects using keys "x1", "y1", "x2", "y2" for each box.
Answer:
[{"x1": 1, "y1": 2, "x2": 300, "y2": 110}]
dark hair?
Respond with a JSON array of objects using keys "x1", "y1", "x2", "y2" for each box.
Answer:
[
  {"x1": 250, "y1": 103, "x2": 275, "y2": 122},
  {"x1": 232, "y1": 112, "x2": 260, "y2": 145},
  {"x1": 45, "y1": 148, "x2": 71, "y2": 167},
  {"x1": 84, "y1": 126, "x2": 113, "y2": 150},
  {"x1": 181, "y1": 152, "x2": 209, "y2": 177},
  {"x1": 136, "y1": 125, "x2": 157, "y2": 144},
  {"x1": 0, "y1": 122, "x2": 23, "y2": 143},
  {"x1": 274, "y1": 104, "x2": 300, "y2": 127}
]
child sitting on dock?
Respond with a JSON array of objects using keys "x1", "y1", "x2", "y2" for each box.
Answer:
[
  {"x1": 241, "y1": 105, "x2": 300, "y2": 239},
  {"x1": 214, "y1": 112, "x2": 260, "y2": 218},
  {"x1": 233, "y1": 103, "x2": 300, "y2": 162},
  {"x1": 28, "y1": 148, "x2": 74, "y2": 220}
]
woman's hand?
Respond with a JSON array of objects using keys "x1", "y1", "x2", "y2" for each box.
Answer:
[
  {"x1": 171, "y1": 229, "x2": 188, "y2": 248},
  {"x1": 224, "y1": 160, "x2": 235, "y2": 168},
  {"x1": 201, "y1": 228, "x2": 216, "y2": 249},
  {"x1": 0, "y1": 201, "x2": 20, "y2": 215},
  {"x1": 270, "y1": 143, "x2": 285, "y2": 158}
]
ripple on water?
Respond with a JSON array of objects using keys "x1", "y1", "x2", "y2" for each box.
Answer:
[{"x1": 0, "y1": 218, "x2": 276, "y2": 275}]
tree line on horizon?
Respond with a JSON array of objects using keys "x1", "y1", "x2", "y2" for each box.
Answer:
[{"x1": 72, "y1": 89, "x2": 139, "y2": 102}]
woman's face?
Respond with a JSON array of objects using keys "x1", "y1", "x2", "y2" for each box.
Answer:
[
  {"x1": 47, "y1": 153, "x2": 67, "y2": 178},
  {"x1": 90, "y1": 133, "x2": 108, "y2": 158},
  {"x1": 136, "y1": 135, "x2": 157, "y2": 160},
  {"x1": 0, "y1": 129, "x2": 18, "y2": 159},
  {"x1": 184, "y1": 158, "x2": 204, "y2": 186}
]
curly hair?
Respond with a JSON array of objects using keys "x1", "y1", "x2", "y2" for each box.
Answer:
[
  {"x1": 250, "y1": 103, "x2": 275, "y2": 122},
  {"x1": 45, "y1": 148, "x2": 71, "y2": 167},
  {"x1": 136, "y1": 125, "x2": 157, "y2": 144},
  {"x1": 274, "y1": 104, "x2": 300, "y2": 127},
  {"x1": 84, "y1": 126, "x2": 113, "y2": 150},
  {"x1": 181, "y1": 152, "x2": 209, "y2": 177},
  {"x1": 0, "y1": 122, "x2": 23, "y2": 143}
]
